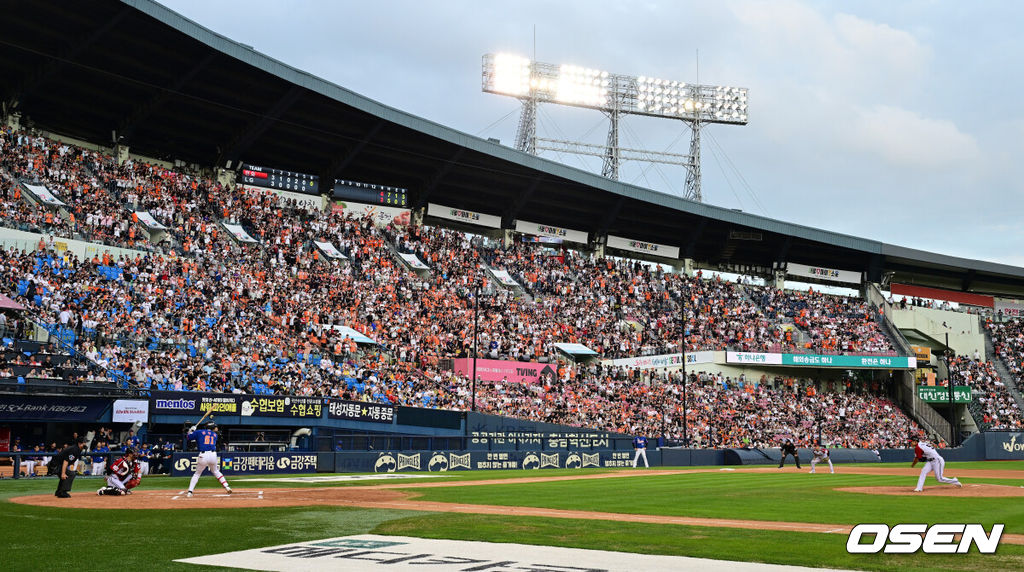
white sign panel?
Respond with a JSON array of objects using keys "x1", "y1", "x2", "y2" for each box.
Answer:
[
  {"x1": 221, "y1": 223, "x2": 259, "y2": 243},
  {"x1": 603, "y1": 351, "x2": 715, "y2": 369},
  {"x1": 313, "y1": 241, "x2": 346, "y2": 259},
  {"x1": 133, "y1": 211, "x2": 167, "y2": 230},
  {"x1": 112, "y1": 399, "x2": 149, "y2": 423},
  {"x1": 239, "y1": 185, "x2": 323, "y2": 212},
  {"x1": 515, "y1": 219, "x2": 589, "y2": 244},
  {"x1": 398, "y1": 252, "x2": 429, "y2": 270},
  {"x1": 995, "y1": 298, "x2": 1024, "y2": 318},
  {"x1": 726, "y1": 352, "x2": 783, "y2": 365},
  {"x1": 332, "y1": 201, "x2": 411, "y2": 227},
  {"x1": 786, "y1": 262, "x2": 861, "y2": 285},
  {"x1": 23, "y1": 183, "x2": 66, "y2": 207},
  {"x1": 427, "y1": 203, "x2": 501, "y2": 229},
  {"x1": 489, "y1": 267, "x2": 519, "y2": 287},
  {"x1": 176, "y1": 534, "x2": 814, "y2": 572},
  {"x1": 606, "y1": 235, "x2": 680, "y2": 259}
]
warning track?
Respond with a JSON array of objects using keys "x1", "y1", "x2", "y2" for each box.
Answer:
[{"x1": 11, "y1": 466, "x2": 1024, "y2": 545}]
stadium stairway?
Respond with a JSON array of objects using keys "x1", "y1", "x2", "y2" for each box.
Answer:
[{"x1": 984, "y1": 330, "x2": 1024, "y2": 411}]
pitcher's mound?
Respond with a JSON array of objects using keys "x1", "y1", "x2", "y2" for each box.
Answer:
[{"x1": 838, "y1": 484, "x2": 1024, "y2": 497}]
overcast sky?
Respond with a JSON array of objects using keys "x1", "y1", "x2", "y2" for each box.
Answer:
[{"x1": 161, "y1": 0, "x2": 1024, "y2": 267}]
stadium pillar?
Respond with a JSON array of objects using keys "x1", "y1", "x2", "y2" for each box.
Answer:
[
  {"x1": 115, "y1": 144, "x2": 129, "y2": 165},
  {"x1": 773, "y1": 269, "x2": 786, "y2": 290},
  {"x1": 502, "y1": 229, "x2": 513, "y2": 248},
  {"x1": 4, "y1": 112, "x2": 20, "y2": 130},
  {"x1": 945, "y1": 333, "x2": 957, "y2": 446},
  {"x1": 683, "y1": 258, "x2": 694, "y2": 277}
]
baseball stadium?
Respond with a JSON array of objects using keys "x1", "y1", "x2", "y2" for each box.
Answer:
[{"x1": 2, "y1": 2, "x2": 1024, "y2": 571}]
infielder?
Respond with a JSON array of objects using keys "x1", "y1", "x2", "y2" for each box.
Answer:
[
  {"x1": 809, "y1": 444, "x2": 834, "y2": 474},
  {"x1": 632, "y1": 435, "x2": 649, "y2": 468},
  {"x1": 911, "y1": 436, "x2": 961, "y2": 491},
  {"x1": 97, "y1": 447, "x2": 141, "y2": 495},
  {"x1": 185, "y1": 421, "x2": 232, "y2": 497}
]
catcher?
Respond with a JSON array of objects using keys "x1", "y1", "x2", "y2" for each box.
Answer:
[{"x1": 97, "y1": 446, "x2": 141, "y2": 495}]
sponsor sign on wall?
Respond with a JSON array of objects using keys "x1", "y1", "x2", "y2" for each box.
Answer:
[
  {"x1": 910, "y1": 345, "x2": 932, "y2": 365},
  {"x1": 468, "y1": 431, "x2": 612, "y2": 451},
  {"x1": 782, "y1": 354, "x2": 916, "y2": 369},
  {"x1": 327, "y1": 400, "x2": 395, "y2": 424},
  {"x1": 331, "y1": 201, "x2": 411, "y2": 227},
  {"x1": 995, "y1": 298, "x2": 1024, "y2": 319},
  {"x1": 427, "y1": 203, "x2": 501, "y2": 228},
  {"x1": 0, "y1": 396, "x2": 109, "y2": 421},
  {"x1": 786, "y1": 262, "x2": 862, "y2": 285},
  {"x1": 606, "y1": 235, "x2": 680, "y2": 259},
  {"x1": 985, "y1": 432, "x2": 1024, "y2": 460},
  {"x1": 916, "y1": 386, "x2": 971, "y2": 403},
  {"x1": 150, "y1": 391, "x2": 240, "y2": 416},
  {"x1": 112, "y1": 399, "x2": 149, "y2": 423},
  {"x1": 514, "y1": 219, "x2": 589, "y2": 244},
  {"x1": 240, "y1": 395, "x2": 324, "y2": 418},
  {"x1": 452, "y1": 358, "x2": 557, "y2": 384},
  {"x1": 726, "y1": 352, "x2": 783, "y2": 365},
  {"x1": 602, "y1": 351, "x2": 714, "y2": 369},
  {"x1": 363, "y1": 449, "x2": 648, "y2": 473},
  {"x1": 171, "y1": 452, "x2": 317, "y2": 476}
]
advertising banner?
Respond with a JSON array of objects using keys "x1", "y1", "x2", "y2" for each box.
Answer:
[
  {"x1": 782, "y1": 354, "x2": 916, "y2": 369},
  {"x1": 786, "y1": 262, "x2": 861, "y2": 285},
  {"x1": 23, "y1": 182, "x2": 66, "y2": 207},
  {"x1": 488, "y1": 267, "x2": 520, "y2": 288},
  {"x1": 133, "y1": 211, "x2": 167, "y2": 230},
  {"x1": 332, "y1": 201, "x2": 411, "y2": 227},
  {"x1": 427, "y1": 203, "x2": 501, "y2": 229},
  {"x1": 995, "y1": 298, "x2": 1024, "y2": 319},
  {"x1": 352, "y1": 449, "x2": 652, "y2": 473},
  {"x1": 239, "y1": 395, "x2": 324, "y2": 419},
  {"x1": 112, "y1": 399, "x2": 149, "y2": 423},
  {"x1": 606, "y1": 235, "x2": 680, "y2": 259},
  {"x1": 150, "y1": 391, "x2": 240, "y2": 416},
  {"x1": 514, "y1": 219, "x2": 589, "y2": 244},
  {"x1": 916, "y1": 386, "x2": 971, "y2": 403},
  {"x1": 452, "y1": 358, "x2": 558, "y2": 384},
  {"x1": 985, "y1": 432, "x2": 1024, "y2": 460},
  {"x1": 171, "y1": 452, "x2": 318, "y2": 476},
  {"x1": 910, "y1": 345, "x2": 932, "y2": 365},
  {"x1": 313, "y1": 240, "x2": 346, "y2": 259},
  {"x1": 602, "y1": 351, "x2": 715, "y2": 369},
  {"x1": 397, "y1": 252, "x2": 429, "y2": 270},
  {"x1": 327, "y1": 400, "x2": 395, "y2": 424},
  {"x1": 0, "y1": 395, "x2": 108, "y2": 421},
  {"x1": 726, "y1": 352, "x2": 783, "y2": 365},
  {"x1": 221, "y1": 223, "x2": 259, "y2": 243},
  {"x1": 0, "y1": 427, "x2": 9, "y2": 452}
]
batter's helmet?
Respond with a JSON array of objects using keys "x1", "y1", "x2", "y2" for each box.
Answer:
[{"x1": 205, "y1": 420, "x2": 217, "y2": 429}]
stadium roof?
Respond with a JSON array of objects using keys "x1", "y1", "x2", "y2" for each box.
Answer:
[{"x1": 3, "y1": 0, "x2": 1024, "y2": 297}]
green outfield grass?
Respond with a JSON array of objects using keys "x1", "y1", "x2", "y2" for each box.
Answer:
[{"x1": 2, "y1": 463, "x2": 1022, "y2": 571}]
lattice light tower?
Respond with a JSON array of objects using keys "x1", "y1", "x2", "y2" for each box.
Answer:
[{"x1": 482, "y1": 53, "x2": 748, "y2": 202}]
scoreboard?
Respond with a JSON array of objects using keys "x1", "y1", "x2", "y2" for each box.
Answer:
[
  {"x1": 332, "y1": 179, "x2": 408, "y2": 208},
  {"x1": 239, "y1": 163, "x2": 319, "y2": 195}
]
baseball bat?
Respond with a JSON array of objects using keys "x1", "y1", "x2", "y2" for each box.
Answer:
[{"x1": 196, "y1": 408, "x2": 213, "y2": 426}]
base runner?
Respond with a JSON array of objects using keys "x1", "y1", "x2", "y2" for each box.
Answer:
[
  {"x1": 185, "y1": 421, "x2": 232, "y2": 497},
  {"x1": 911, "y1": 435, "x2": 961, "y2": 491}
]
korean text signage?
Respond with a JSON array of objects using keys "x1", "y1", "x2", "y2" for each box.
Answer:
[
  {"x1": 606, "y1": 235, "x2": 680, "y2": 259},
  {"x1": 916, "y1": 386, "x2": 971, "y2": 403},
  {"x1": 787, "y1": 262, "x2": 861, "y2": 285},
  {"x1": 725, "y1": 353, "x2": 916, "y2": 369},
  {"x1": 112, "y1": 399, "x2": 149, "y2": 423},
  {"x1": 452, "y1": 358, "x2": 557, "y2": 384},
  {"x1": 0, "y1": 395, "x2": 108, "y2": 421},
  {"x1": 171, "y1": 452, "x2": 317, "y2": 476},
  {"x1": 995, "y1": 298, "x2": 1024, "y2": 319},
  {"x1": 327, "y1": 400, "x2": 395, "y2": 424},
  {"x1": 910, "y1": 345, "x2": 932, "y2": 365},
  {"x1": 427, "y1": 203, "x2": 501, "y2": 228},
  {"x1": 726, "y1": 352, "x2": 783, "y2": 365},
  {"x1": 603, "y1": 351, "x2": 714, "y2": 369},
  {"x1": 514, "y1": 219, "x2": 589, "y2": 244},
  {"x1": 365, "y1": 449, "x2": 637, "y2": 473},
  {"x1": 240, "y1": 395, "x2": 324, "y2": 418},
  {"x1": 150, "y1": 391, "x2": 239, "y2": 416}
]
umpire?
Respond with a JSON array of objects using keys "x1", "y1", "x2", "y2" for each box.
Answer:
[
  {"x1": 778, "y1": 438, "x2": 801, "y2": 469},
  {"x1": 54, "y1": 435, "x2": 86, "y2": 498}
]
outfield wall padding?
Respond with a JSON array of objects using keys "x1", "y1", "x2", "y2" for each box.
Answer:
[{"x1": 725, "y1": 448, "x2": 884, "y2": 465}]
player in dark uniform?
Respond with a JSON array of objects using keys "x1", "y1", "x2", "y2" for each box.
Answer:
[
  {"x1": 53, "y1": 436, "x2": 86, "y2": 498},
  {"x1": 778, "y1": 439, "x2": 801, "y2": 469}
]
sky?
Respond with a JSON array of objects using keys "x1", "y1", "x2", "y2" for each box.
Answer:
[{"x1": 160, "y1": 0, "x2": 1024, "y2": 267}]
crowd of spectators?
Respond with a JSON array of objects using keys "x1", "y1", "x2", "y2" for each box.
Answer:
[
  {"x1": 946, "y1": 354, "x2": 1024, "y2": 431},
  {"x1": 0, "y1": 128, "x2": 932, "y2": 449}
]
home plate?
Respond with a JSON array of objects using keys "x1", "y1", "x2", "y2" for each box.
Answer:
[{"x1": 176, "y1": 534, "x2": 844, "y2": 571}]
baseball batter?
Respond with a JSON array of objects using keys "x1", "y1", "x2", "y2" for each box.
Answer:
[
  {"x1": 809, "y1": 444, "x2": 834, "y2": 474},
  {"x1": 97, "y1": 447, "x2": 141, "y2": 495},
  {"x1": 185, "y1": 421, "x2": 232, "y2": 497},
  {"x1": 911, "y1": 436, "x2": 961, "y2": 491}
]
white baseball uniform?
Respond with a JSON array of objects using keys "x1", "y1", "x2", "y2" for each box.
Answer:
[
  {"x1": 914, "y1": 440, "x2": 960, "y2": 490},
  {"x1": 810, "y1": 447, "x2": 834, "y2": 473}
]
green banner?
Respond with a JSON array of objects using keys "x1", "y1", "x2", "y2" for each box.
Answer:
[
  {"x1": 917, "y1": 386, "x2": 972, "y2": 403},
  {"x1": 781, "y1": 354, "x2": 916, "y2": 369}
]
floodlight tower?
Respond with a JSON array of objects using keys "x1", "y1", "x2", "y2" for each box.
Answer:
[{"x1": 482, "y1": 53, "x2": 749, "y2": 202}]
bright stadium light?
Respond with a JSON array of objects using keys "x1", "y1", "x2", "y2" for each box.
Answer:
[{"x1": 482, "y1": 52, "x2": 749, "y2": 201}]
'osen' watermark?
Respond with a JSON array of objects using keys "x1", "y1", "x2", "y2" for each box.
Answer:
[{"x1": 847, "y1": 523, "x2": 1003, "y2": 554}]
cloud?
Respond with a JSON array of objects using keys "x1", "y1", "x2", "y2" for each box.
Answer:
[{"x1": 841, "y1": 105, "x2": 981, "y2": 169}]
